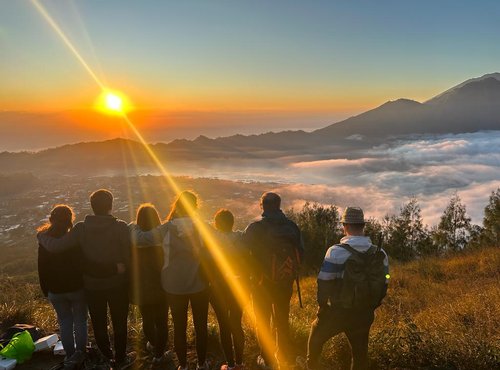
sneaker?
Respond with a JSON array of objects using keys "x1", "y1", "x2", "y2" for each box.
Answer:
[
  {"x1": 197, "y1": 361, "x2": 210, "y2": 370},
  {"x1": 221, "y1": 365, "x2": 245, "y2": 370},
  {"x1": 146, "y1": 341, "x2": 155, "y2": 354},
  {"x1": 151, "y1": 351, "x2": 174, "y2": 369},
  {"x1": 295, "y1": 356, "x2": 306, "y2": 369},
  {"x1": 256, "y1": 355, "x2": 272, "y2": 370},
  {"x1": 113, "y1": 352, "x2": 137, "y2": 370}
]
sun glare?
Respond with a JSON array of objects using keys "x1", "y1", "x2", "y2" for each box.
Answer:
[
  {"x1": 96, "y1": 90, "x2": 131, "y2": 115},
  {"x1": 106, "y1": 93, "x2": 122, "y2": 111}
]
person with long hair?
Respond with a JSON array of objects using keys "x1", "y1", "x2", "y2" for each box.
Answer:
[
  {"x1": 37, "y1": 205, "x2": 87, "y2": 369},
  {"x1": 131, "y1": 191, "x2": 210, "y2": 370},
  {"x1": 130, "y1": 204, "x2": 170, "y2": 368}
]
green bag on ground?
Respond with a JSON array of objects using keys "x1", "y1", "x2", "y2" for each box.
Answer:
[{"x1": 0, "y1": 330, "x2": 35, "y2": 364}]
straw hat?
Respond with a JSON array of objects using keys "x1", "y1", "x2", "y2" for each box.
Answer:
[{"x1": 340, "y1": 207, "x2": 366, "y2": 224}]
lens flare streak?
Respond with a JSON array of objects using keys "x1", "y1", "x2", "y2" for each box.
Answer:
[{"x1": 30, "y1": 0, "x2": 279, "y2": 362}]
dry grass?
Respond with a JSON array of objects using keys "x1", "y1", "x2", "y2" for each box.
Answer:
[{"x1": 1, "y1": 248, "x2": 499, "y2": 369}]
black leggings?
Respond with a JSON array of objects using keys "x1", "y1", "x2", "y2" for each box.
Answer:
[
  {"x1": 168, "y1": 290, "x2": 209, "y2": 367},
  {"x1": 211, "y1": 286, "x2": 245, "y2": 367},
  {"x1": 139, "y1": 298, "x2": 169, "y2": 358}
]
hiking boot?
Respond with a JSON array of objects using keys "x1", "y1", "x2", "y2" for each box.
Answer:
[
  {"x1": 150, "y1": 351, "x2": 174, "y2": 369},
  {"x1": 113, "y1": 352, "x2": 137, "y2": 370},
  {"x1": 63, "y1": 350, "x2": 86, "y2": 370}
]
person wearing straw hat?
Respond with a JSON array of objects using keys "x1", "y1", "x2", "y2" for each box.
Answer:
[{"x1": 304, "y1": 207, "x2": 389, "y2": 370}]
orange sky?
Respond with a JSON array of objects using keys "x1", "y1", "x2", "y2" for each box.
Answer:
[{"x1": 1, "y1": 0, "x2": 499, "y2": 143}]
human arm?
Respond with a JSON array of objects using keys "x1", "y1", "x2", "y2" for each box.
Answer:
[
  {"x1": 37, "y1": 223, "x2": 81, "y2": 253},
  {"x1": 381, "y1": 248, "x2": 390, "y2": 299},
  {"x1": 316, "y1": 246, "x2": 344, "y2": 307},
  {"x1": 241, "y1": 222, "x2": 259, "y2": 255},
  {"x1": 241, "y1": 222, "x2": 262, "y2": 282},
  {"x1": 129, "y1": 222, "x2": 168, "y2": 247},
  {"x1": 37, "y1": 245, "x2": 49, "y2": 297},
  {"x1": 83, "y1": 259, "x2": 120, "y2": 277},
  {"x1": 296, "y1": 226, "x2": 305, "y2": 261}
]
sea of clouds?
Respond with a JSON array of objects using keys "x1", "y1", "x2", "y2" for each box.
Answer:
[{"x1": 282, "y1": 131, "x2": 500, "y2": 226}]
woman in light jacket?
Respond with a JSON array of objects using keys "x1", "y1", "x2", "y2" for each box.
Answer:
[{"x1": 131, "y1": 191, "x2": 209, "y2": 370}]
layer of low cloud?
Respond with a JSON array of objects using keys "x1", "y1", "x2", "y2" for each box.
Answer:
[{"x1": 281, "y1": 131, "x2": 500, "y2": 226}]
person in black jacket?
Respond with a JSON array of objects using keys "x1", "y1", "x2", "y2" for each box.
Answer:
[
  {"x1": 208, "y1": 209, "x2": 247, "y2": 370},
  {"x1": 37, "y1": 205, "x2": 87, "y2": 369},
  {"x1": 130, "y1": 204, "x2": 170, "y2": 368},
  {"x1": 37, "y1": 189, "x2": 135, "y2": 370},
  {"x1": 243, "y1": 192, "x2": 304, "y2": 370}
]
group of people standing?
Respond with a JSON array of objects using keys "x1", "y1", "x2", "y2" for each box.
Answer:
[{"x1": 37, "y1": 188, "x2": 388, "y2": 370}]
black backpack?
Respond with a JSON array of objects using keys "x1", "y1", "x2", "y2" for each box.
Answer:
[
  {"x1": 338, "y1": 244, "x2": 387, "y2": 309},
  {"x1": 263, "y1": 219, "x2": 301, "y2": 283},
  {"x1": 0, "y1": 324, "x2": 44, "y2": 347}
]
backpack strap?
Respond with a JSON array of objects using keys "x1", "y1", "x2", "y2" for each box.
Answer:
[
  {"x1": 340, "y1": 243, "x2": 379, "y2": 256},
  {"x1": 339, "y1": 243, "x2": 361, "y2": 256}
]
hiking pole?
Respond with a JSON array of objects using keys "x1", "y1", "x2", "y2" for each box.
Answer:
[
  {"x1": 377, "y1": 232, "x2": 384, "y2": 252},
  {"x1": 296, "y1": 276, "x2": 303, "y2": 308}
]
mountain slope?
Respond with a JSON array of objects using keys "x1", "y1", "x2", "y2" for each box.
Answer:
[{"x1": 315, "y1": 73, "x2": 500, "y2": 138}]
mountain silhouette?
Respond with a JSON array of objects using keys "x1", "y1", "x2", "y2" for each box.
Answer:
[
  {"x1": 1, "y1": 73, "x2": 500, "y2": 174},
  {"x1": 314, "y1": 74, "x2": 500, "y2": 139}
]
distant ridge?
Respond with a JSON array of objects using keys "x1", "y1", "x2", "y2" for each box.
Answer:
[
  {"x1": 1, "y1": 73, "x2": 500, "y2": 175},
  {"x1": 426, "y1": 72, "x2": 500, "y2": 104}
]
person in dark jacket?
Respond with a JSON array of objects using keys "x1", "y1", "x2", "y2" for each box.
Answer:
[
  {"x1": 209, "y1": 209, "x2": 247, "y2": 370},
  {"x1": 37, "y1": 205, "x2": 87, "y2": 369},
  {"x1": 37, "y1": 189, "x2": 136, "y2": 370},
  {"x1": 243, "y1": 192, "x2": 304, "y2": 370},
  {"x1": 130, "y1": 203, "x2": 170, "y2": 368}
]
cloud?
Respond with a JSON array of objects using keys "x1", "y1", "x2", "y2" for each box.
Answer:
[{"x1": 280, "y1": 131, "x2": 500, "y2": 225}]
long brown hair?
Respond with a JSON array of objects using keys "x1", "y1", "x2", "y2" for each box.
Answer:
[
  {"x1": 136, "y1": 203, "x2": 161, "y2": 231},
  {"x1": 166, "y1": 190, "x2": 199, "y2": 221},
  {"x1": 37, "y1": 205, "x2": 74, "y2": 238}
]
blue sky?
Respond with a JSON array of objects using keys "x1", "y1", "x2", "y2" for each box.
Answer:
[{"x1": 1, "y1": 0, "x2": 499, "y2": 113}]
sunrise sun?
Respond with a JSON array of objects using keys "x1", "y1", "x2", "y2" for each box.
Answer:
[
  {"x1": 96, "y1": 90, "x2": 131, "y2": 115},
  {"x1": 105, "y1": 93, "x2": 122, "y2": 112}
]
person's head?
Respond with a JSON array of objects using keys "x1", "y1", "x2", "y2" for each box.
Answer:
[
  {"x1": 214, "y1": 209, "x2": 234, "y2": 233},
  {"x1": 167, "y1": 190, "x2": 199, "y2": 221},
  {"x1": 260, "y1": 192, "x2": 281, "y2": 212},
  {"x1": 37, "y1": 204, "x2": 75, "y2": 237},
  {"x1": 90, "y1": 189, "x2": 113, "y2": 215},
  {"x1": 136, "y1": 203, "x2": 161, "y2": 232},
  {"x1": 341, "y1": 206, "x2": 366, "y2": 236}
]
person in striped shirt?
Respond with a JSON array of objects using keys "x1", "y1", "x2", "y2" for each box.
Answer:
[{"x1": 306, "y1": 207, "x2": 389, "y2": 370}]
